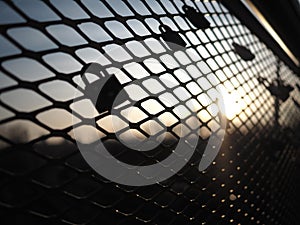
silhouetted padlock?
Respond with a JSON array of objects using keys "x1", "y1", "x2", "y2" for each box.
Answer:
[
  {"x1": 258, "y1": 77, "x2": 293, "y2": 102},
  {"x1": 81, "y1": 63, "x2": 129, "y2": 114},
  {"x1": 267, "y1": 79, "x2": 293, "y2": 102},
  {"x1": 159, "y1": 25, "x2": 186, "y2": 50},
  {"x1": 182, "y1": 5, "x2": 210, "y2": 29},
  {"x1": 232, "y1": 42, "x2": 255, "y2": 61}
]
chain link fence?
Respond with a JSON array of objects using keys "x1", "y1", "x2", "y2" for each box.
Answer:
[{"x1": 0, "y1": 0, "x2": 300, "y2": 224}]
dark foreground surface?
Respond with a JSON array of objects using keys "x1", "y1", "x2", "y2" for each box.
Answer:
[{"x1": 0, "y1": 125, "x2": 299, "y2": 225}]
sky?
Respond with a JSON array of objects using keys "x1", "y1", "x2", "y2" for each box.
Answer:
[{"x1": 0, "y1": 0, "x2": 286, "y2": 147}]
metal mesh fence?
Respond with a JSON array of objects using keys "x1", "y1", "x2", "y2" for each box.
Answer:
[{"x1": 0, "y1": 0, "x2": 300, "y2": 224}]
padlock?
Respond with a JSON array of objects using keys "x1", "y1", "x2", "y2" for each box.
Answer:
[
  {"x1": 81, "y1": 63, "x2": 129, "y2": 114},
  {"x1": 270, "y1": 79, "x2": 293, "y2": 102},
  {"x1": 182, "y1": 5, "x2": 210, "y2": 29},
  {"x1": 159, "y1": 25, "x2": 186, "y2": 50},
  {"x1": 232, "y1": 42, "x2": 255, "y2": 61},
  {"x1": 258, "y1": 77, "x2": 293, "y2": 102},
  {"x1": 276, "y1": 83, "x2": 293, "y2": 102}
]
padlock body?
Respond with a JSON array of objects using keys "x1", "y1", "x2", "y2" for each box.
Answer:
[
  {"x1": 183, "y1": 6, "x2": 210, "y2": 29},
  {"x1": 85, "y1": 75, "x2": 128, "y2": 114},
  {"x1": 233, "y1": 43, "x2": 255, "y2": 61},
  {"x1": 188, "y1": 10, "x2": 210, "y2": 29}
]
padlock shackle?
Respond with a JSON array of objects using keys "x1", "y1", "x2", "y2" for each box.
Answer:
[
  {"x1": 80, "y1": 62, "x2": 109, "y2": 85},
  {"x1": 182, "y1": 5, "x2": 195, "y2": 13},
  {"x1": 159, "y1": 24, "x2": 171, "y2": 33},
  {"x1": 232, "y1": 42, "x2": 241, "y2": 48}
]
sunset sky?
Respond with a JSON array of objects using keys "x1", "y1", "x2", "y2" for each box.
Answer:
[{"x1": 0, "y1": 0, "x2": 278, "y2": 147}]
